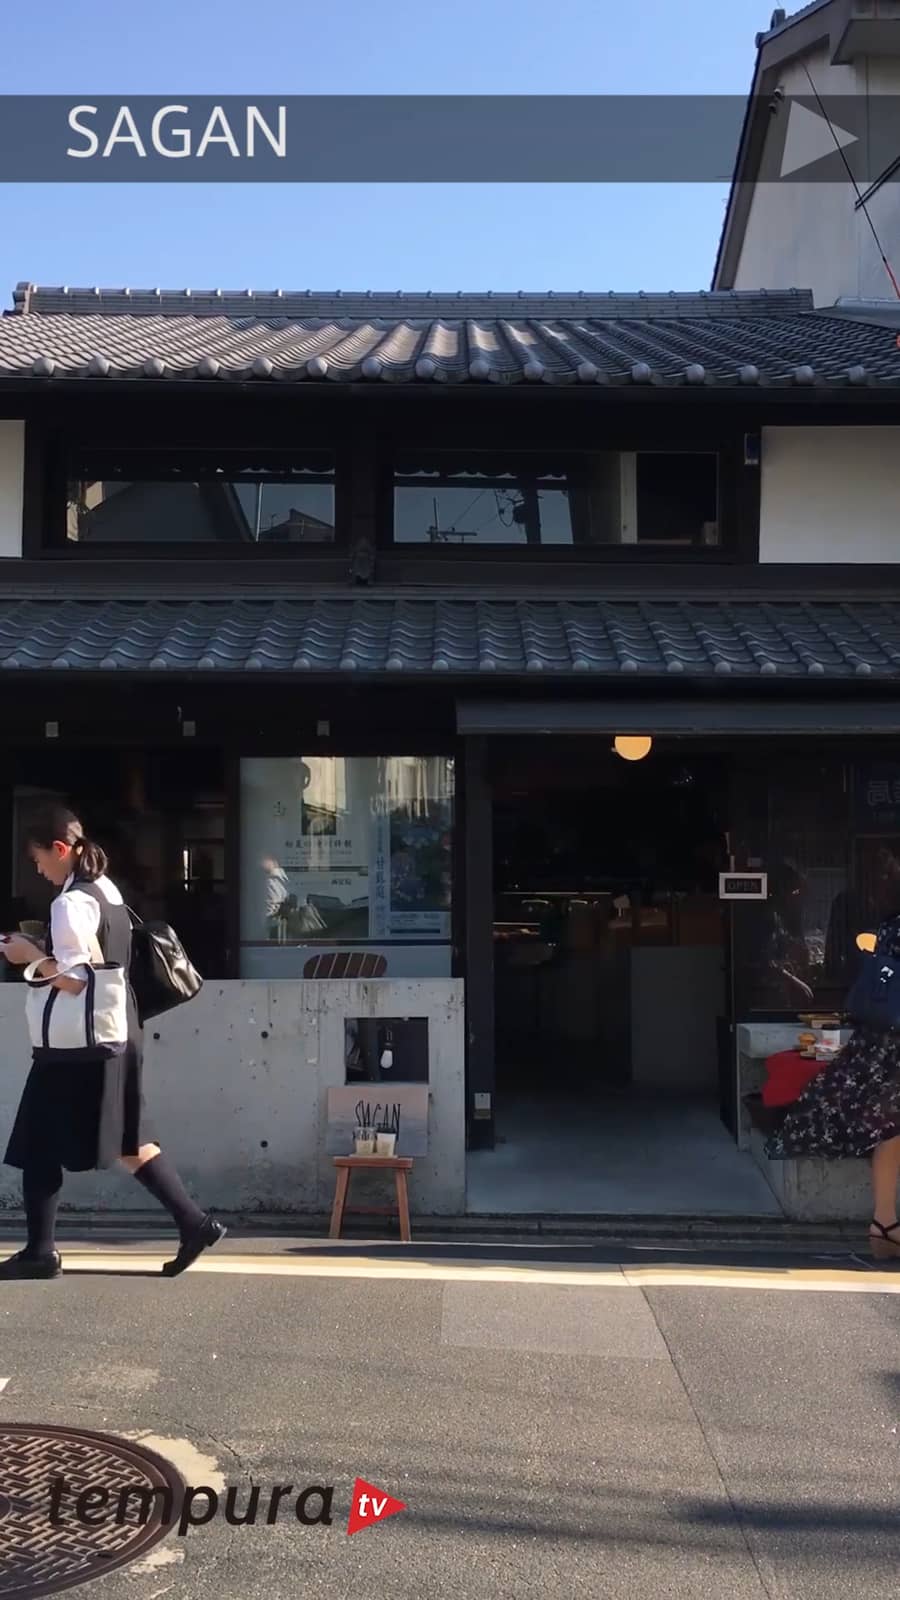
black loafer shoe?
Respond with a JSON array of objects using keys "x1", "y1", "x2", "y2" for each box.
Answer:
[
  {"x1": 161, "y1": 1214, "x2": 226, "y2": 1277},
  {"x1": 0, "y1": 1249, "x2": 62, "y2": 1280}
]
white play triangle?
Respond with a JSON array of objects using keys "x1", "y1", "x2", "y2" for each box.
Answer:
[{"x1": 780, "y1": 101, "x2": 858, "y2": 178}]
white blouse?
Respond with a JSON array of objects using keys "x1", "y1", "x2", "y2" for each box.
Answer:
[{"x1": 50, "y1": 874, "x2": 124, "y2": 977}]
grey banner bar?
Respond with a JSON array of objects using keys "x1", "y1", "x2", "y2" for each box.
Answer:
[{"x1": 0, "y1": 96, "x2": 896, "y2": 182}]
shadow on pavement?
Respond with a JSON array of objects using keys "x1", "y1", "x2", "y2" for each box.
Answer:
[
  {"x1": 282, "y1": 1237, "x2": 896, "y2": 1274},
  {"x1": 53, "y1": 1267, "x2": 166, "y2": 1279}
]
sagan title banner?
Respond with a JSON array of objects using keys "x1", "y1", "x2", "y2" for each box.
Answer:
[{"x1": 0, "y1": 95, "x2": 899, "y2": 181}]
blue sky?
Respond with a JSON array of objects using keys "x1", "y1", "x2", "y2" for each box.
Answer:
[{"x1": 0, "y1": 0, "x2": 769, "y2": 299}]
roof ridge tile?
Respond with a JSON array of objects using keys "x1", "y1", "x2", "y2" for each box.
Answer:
[{"x1": 10, "y1": 283, "x2": 815, "y2": 321}]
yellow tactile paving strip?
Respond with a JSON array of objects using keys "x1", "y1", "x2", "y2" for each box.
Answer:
[{"x1": 3, "y1": 1246, "x2": 897, "y2": 1294}]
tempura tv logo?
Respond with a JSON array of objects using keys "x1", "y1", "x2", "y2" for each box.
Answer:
[
  {"x1": 347, "y1": 1478, "x2": 406, "y2": 1536},
  {"x1": 48, "y1": 1472, "x2": 406, "y2": 1537},
  {"x1": 0, "y1": 1425, "x2": 407, "y2": 1599}
]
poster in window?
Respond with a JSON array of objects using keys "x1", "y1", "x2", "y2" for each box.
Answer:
[
  {"x1": 854, "y1": 764, "x2": 900, "y2": 834},
  {"x1": 387, "y1": 791, "x2": 452, "y2": 937},
  {"x1": 240, "y1": 756, "x2": 454, "y2": 950},
  {"x1": 371, "y1": 758, "x2": 453, "y2": 938},
  {"x1": 241, "y1": 756, "x2": 373, "y2": 943}
]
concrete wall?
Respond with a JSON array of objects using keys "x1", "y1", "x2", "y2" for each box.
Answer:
[
  {"x1": 759, "y1": 426, "x2": 900, "y2": 562},
  {"x1": 0, "y1": 421, "x2": 24, "y2": 558},
  {"x1": 731, "y1": 51, "x2": 900, "y2": 305},
  {"x1": 748, "y1": 1125, "x2": 871, "y2": 1221},
  {"x1": 0, "y1": 978, "x2": 467, "y2": 1216}
]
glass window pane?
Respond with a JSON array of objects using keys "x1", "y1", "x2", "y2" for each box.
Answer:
[
  {"x1": 392, "y1": 452, "x2": 719, "y2": 547},
  {"x1": 240, "y1": 755, "x2": 454, "y2": 978},
  {"x1": 7, "y1": 751, "x2": 228, "y2": 979},
  {"x1": 394, "y1": 469, "x2": 574, "y2": 546},
  {"x1": 66, "y1": 458, "x2": 336, "y2": 544},
  {"x1": 732, "y1": 758, "x2": 850, "y2": 1013},
  {"x1": 635, "y1": 454, "x2": 719, "y2": 545}
]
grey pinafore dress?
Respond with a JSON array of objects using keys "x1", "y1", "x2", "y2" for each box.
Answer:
[{"x1": 4, "y1": 879, "x2": 149, "y2": 1172}]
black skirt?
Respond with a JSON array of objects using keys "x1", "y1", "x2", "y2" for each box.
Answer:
[{"x1": 4, "y1": 990, "x2": 151, "y2": 1172}]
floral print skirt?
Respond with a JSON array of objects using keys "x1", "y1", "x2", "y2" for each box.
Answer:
[{"x1": 765, "y1": 1026, "x2": 900, "y2": 1160}]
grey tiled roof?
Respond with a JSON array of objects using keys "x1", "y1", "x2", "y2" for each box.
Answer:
[
  {"x1": 4, "y1": 596, "x2": 900, "y2": 677},
  {"x1": 2, "y1": 284, "x2": 899, "y2": 387}
]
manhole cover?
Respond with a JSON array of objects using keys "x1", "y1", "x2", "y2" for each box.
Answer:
[{"x1": 0, "y1": 1425, "x2": 184, "y2": 1597}]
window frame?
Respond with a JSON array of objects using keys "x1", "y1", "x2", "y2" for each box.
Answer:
[
  {"x1": 381, "y1": 442, "x2": 753, "y2": 564},
  {"x1": 34, "y1": 431, "x2": 351, "y2": 559}
]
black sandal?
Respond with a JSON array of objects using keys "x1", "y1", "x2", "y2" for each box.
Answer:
[
  {"x1": 869, "y1": 1221, "x2": 900, "y2": 1261},
  {"x1": 161, "y1": 1214, "x2": 226, "y2": 1277}
]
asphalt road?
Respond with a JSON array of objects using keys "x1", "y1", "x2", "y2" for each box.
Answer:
[{"x1": 0, "y1": 1235, "x2": 898, "y2": 1599}]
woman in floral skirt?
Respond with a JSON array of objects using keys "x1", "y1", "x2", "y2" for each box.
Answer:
[{"x1": 765, "y1": 912, "x2": 900, "y2": 1260}]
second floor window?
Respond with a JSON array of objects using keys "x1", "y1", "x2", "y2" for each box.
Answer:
[
  {"x1": 65, "y1": 451, "x2": 337, "y2": 546},
  {"x1": 392, "y1": 451, "x2": 719, "y2": 548}
]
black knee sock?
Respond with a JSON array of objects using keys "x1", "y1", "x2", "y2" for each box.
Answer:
[
  {"x1": 23, "y1": 1160, "x2": 63, "y2": 1258},
  {"x1": 131, "y1": 1153, "x2": 205, "y2": 1239}
]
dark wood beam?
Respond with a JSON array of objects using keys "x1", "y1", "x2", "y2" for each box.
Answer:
[{"x1": 463, "y1": 736, "x2": 495, "y2": 1150}]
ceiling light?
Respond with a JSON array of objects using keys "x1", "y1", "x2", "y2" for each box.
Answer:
[{"x1": 613, "y1": 735, "x2": 653, "y2": 762}]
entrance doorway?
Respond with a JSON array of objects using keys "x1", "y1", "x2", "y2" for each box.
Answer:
[{"x1": 467, "y1": 741, "x2": 781, "y2": 1216}]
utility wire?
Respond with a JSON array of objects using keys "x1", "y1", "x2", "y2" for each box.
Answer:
[
  {"x1": 802, "y1": 64, "x2": 900, "y2": 300},
  {"x1": 451, "y1": 486, "x2": 490, "y2": 527}
]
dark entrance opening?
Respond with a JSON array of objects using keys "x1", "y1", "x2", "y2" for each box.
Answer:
[
  {"x1": 493, "y1": 742, "x2": 729, "y2": 1093},
  {"x1": 468, "y1": 740, "x2": 778, "y2": 1215}
]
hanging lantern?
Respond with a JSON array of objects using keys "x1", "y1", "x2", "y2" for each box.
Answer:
[{"x1": 613, "y1": 735, "x2": 653, "y2": 762}]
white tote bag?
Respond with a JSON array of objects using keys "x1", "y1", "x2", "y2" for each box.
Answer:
[{"x1": 23, "y1": 935, "x2": 128, "y2": 1057}]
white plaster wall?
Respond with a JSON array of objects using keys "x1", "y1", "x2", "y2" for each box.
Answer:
[
  {"x1": 731, "y1": 174, "x2": 847, "y2": 305},
  {"x1": 0, "y1": 979, "x2": 467, "y2": 1216},
  {"x1": 730, "y1": 51, "x2": 900, "y2": 305},
  {"x1": 730, "y1": 185, "x2": 900, "y2": 307},
  {"x1": 0, "y1": 421, "x2": 24, "y2": 558},
  {"x1": 732, "y1": 180, "x2": 885, "y2": 306},
  {"x1": 759, "y1": 426, "x2": 900, "y2": 562}
]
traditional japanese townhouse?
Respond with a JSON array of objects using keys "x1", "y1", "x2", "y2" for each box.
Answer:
[{"x1": 0, "y1": 281, "x2": 899, "y2": 1221}]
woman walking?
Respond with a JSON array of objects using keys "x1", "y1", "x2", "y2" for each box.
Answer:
[
  {"x1": 0, "y1": 806, "x2": 225, "y2": 1279},
  {"x1": 766, "y1": 910, "x2": 900, "y2": 1260}
]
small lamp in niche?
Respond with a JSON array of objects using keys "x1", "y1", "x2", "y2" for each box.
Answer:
[{"x1": 613, "y1": 735, "x2": 653, "y2": 763}]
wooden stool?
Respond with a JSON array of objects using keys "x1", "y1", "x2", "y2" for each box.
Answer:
[{"x1": 329, "y1": 1156, "x2": 413, "y2": 1242}]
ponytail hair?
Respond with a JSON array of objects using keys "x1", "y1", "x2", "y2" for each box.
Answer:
[{"x1": 25, "y1": 805, "x2": 109, "y2": 882}]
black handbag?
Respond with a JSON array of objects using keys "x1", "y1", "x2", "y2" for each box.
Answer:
[{"x1": 127, "y1": 910, "x2": 203, "y2": 1023}]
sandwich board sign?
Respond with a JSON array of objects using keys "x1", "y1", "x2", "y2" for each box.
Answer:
[{"x1": 326, "y1": 1084, "x2": 429, "y2": 1156}]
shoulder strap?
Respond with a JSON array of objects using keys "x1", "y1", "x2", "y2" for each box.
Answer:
[
  {"x1": 64, "y1": 878, "x2": 106, "y2": 906},
  {"x1": 58, "y1": 879, "x2": 108, "y2": 966}
]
